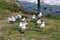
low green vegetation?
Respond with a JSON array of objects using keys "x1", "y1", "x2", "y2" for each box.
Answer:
[
  {"x1": 0, "y1": 0, "x2": 60, "y2": 40},
  {"x1": 0, "y1": 13, "x2": 60, "y2": 40},
  {"x1": 0, "y1": 0, "x2": 22, "y2": 20},
  {"x1": 45, "y1": 14, "x2": 60, "y2": 20},
  {"x1": 0, "y1": 0, "x2": 21, "y2": 12}
]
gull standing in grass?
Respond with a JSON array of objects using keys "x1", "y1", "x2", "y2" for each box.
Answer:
[
  {"x1": 19, "y1": 20, "x2": 27, "y2": 33},
  {"x1": 8, "y1": 16, "x2": 15, "y2": 24},
  {"x1": 15, "y1": 14, "x2": 22, "y2": 19},
  {"x1": 15, "y1": 14, "x2": 22, "y2": 22},
  {"x1": 22, "y1": 17, "x2": 28, "y2": 26},
  {"x1": 31, "y1": 15, "x2": 36, "y2": 21},
  {"x1": 37, "y1": 12, "x2": 42, "y2": 18},
  {"x1": 36, "y1": 19, "x2": 41, "y2": 27},
  {"x1": 39, "y1": 22, "x2": 45, "y2": 31}
]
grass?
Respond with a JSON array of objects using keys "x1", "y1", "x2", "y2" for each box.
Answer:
[
  {"x1": 0, "y1": 0, "x2": 21, "y2": 12},
  {"x1": 0, "y1": 11, "x2": 60, "y2": 40},
  {"x1": 0, "y1": 0, "x2": 22, "y2": 20},
  {"x1": 45, "y1": 14, "x2": 60, "y2": 20},
  {"x1": 0, "y1": 14, "x2": 60, "y2": 40},
  {"x1": 0, "y1": 0, "x2": 60, "y2": 40}
]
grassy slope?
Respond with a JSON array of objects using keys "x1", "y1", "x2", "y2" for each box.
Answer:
[
  {"x1": 0, "y1": 0, "x2": 22, "y2": 20},
  {"x1": 0, "y1": 0, "x2": 60, "y2": 40},
  {"x1": 0, "y1": 13, "x2": 60, "y2": 40}
]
